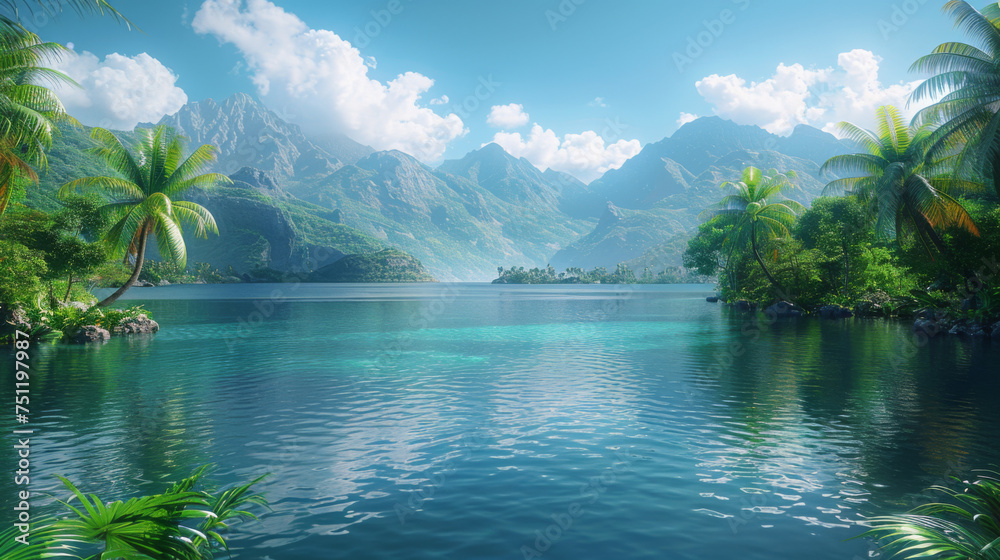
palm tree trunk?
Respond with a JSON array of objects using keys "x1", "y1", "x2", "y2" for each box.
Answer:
[
  {"x1": 993, "y1": 157, "x2": 1000, "y2": 198},
  {"x1": 751, "y1": 222, "x2": 784, "y2": 294},
  {"x1": 97, "y1": 227, "x2": 148, "y2": 308},
  {"x1": 63, "y1": 275, "x2": 74, "y2": 302}
]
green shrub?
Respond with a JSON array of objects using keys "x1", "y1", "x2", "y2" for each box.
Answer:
[{"x1": 97, "y1": 305, "x2": 151, "y2": 332}]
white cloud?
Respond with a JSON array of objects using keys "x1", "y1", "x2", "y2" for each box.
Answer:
[
  {"x1": 192, "y1": 0, "x2": 464, "y2": 162},
  {"x1": 589, "y1": 96, "x2": 607, "y2": 108},
  {"x1": 694, "y1": 49, "x2": 930, "y2": 136},
  {"x1": 51, "y1": 50, "x2": 187, "y2": 131},
  {"x1": 677, "y1": 112, "x2": 698, "y2": 128},
  {"x1": 487, "y1": 103, "x2": 530, "y2": 129},
  {"x1": 490, "y1": 124, "x2": 642, "y2": 183},
  {"x1": 429, "y1": 95, "x2": 449, "y2": 106},
  {"x1": 364, "y1": 56, "x2": 377, "y2": 69}
]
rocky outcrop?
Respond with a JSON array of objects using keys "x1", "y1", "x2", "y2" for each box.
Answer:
[
  {"x1": 818, "y1": 305, "x2": 853, "y2": 319},
  {"x1": 706, "y1": 296, "x2": 719, "y2": 303},
  {"x1": 113, "y1": 315, "x2": 159, "y2": 335},
  {"x1": 70, "y1": 326, "x2": 110, "y2": 344},
  {"x1": 765, "y1": 301, "x2": 802, "y2": 318}
]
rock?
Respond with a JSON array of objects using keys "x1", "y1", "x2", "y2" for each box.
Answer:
[
  {"x1": 992, "y1": 324, "x2": 1000, "y2": 341},
  {"x1": 706, "y1": 296, "x2": 719, "y2": 303},
  {"x1": 913, "y1": 319, "x2": 941, "y2": 338},
  {"x1": 949, "y1": 324, "x2": 963, "y2": 336},
  {"x1": 157, "y1": 279, "x2": 171, "y2": 287},
  {"x1": 62, "y1": 301, "x2": 90, "y2": 311},
  {"x1": 819, "y1": 305, "x2": 853, "y2": 319},
  {"x1": 765, "y1": 301, "x2": 801, "y2": 318},
  {"x1": 134, "y1": 280, "x2": 155, "y2": 288},
  {"x1": 70, "y1": 325, "x2": 110, "y2": 344},
  {"x1": 113, "y1": 314, "x2": 159, "y2": 335},
  {"x1": 734, "y1": 300, "x2": 752, "y2": 312}
]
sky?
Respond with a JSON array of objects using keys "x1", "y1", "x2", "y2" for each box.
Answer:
[{"x1": 27, "y1": 0, "x2": 966, "y2": 182}]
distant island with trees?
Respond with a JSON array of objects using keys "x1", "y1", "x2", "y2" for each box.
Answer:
[{"x1": 492, "y1": 264, "x2": 710, "y2": 284}]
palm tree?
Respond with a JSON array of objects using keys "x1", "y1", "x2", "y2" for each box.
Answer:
[
  {"x1": 820, "y1": 105, "x2": 978, "y2": 259},
  {"x1": 701, "y1": 166, "x2": 805, "y2": 293},
  {"x1": 910, "y1": 0, "x2": 1000, "y2": 197},
  {"x1": 1, "y1": 0, "x2": 132, "y2": 27},
  {"x1": 60, "y1": 125, "x2": 229, "y2": 307},
  {"x1": 0, "y1": 18, "x2": 76, "y2": 216}
]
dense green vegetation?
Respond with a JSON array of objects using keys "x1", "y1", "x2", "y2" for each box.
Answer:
[
  {"x1": 308, "y1": 249, "x2": 435, "y2": 283},
  {"x1": 492, "y1": 263, "x2": 710, "y2": 284},
  {"x1": 0, "y1": 466, "x2": 267, "y2": 560},
  {"x1": 685, "y1": 1, "x2": 1000, "y2": 331}
]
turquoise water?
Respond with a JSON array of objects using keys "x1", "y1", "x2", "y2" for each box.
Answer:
[{"x1": 3, "y1": 283, "x2": 1000, "y2": 559}]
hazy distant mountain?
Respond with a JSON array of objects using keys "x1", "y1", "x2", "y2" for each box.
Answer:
[
  {"x1": 554, "y1": 117, "x2": 853, "y2": 271},
  {"x1": 437, "y1": 143, "x2": 565, "y2": 212}
]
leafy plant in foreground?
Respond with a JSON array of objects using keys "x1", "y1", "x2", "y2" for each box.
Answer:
[
  {"x1": 862, "y1": 469, "x2": 1000, "y2": 559},
  {"x1": 0, "y1": 465, "x2": 268, "y2": 559}
]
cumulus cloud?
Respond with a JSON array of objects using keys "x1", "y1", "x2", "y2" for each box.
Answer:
[
  {"x1": 490, "y1": 124, "x2": 642, "y2": 183},
  {"x1": 677, "y1": 112, "x2": 699, "y2": 128},
  {"x1": 51, "y1": 50, "x2": 187, "y2": 131},
  {"x1": 192, "y1": 0, "x2": 464, "y2": 162},
  {"x1": 487, "y1": 103, "x2": 530, "y2": 129},
  {"x1": 429, "y1": 95, "x2": 449, "y2": 106},
  {"x1": 589, "y1": 97, "x2": 607, "y2": 108},
  {"x1": 694, "y1": 49, "x2": 930, "y2": 136}
]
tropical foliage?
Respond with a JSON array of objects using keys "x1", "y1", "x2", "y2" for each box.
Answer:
[
  {"x1": 0, "y1": 466, "x2": 267, "y2": 560},
  {"x1": 821, "y1": 105, "x2": 979, "y2": 258},
  {"x1": 0, "y1": 17, "x2": 76, "y2": 215},
  {"x1": 60, "y1": 125, "x2": 230, "y2": 306},
  {"x1": 698, "y1": 166, "x2": 805, "y2": 294},
  {"x1": 863, "y1": 469, "x2": 1000, "y2": 559},
  {"x1": 911, "y1": 1, "x2": 1000, "y2": 198}
]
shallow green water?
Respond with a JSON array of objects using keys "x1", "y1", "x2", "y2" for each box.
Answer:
[{"x1": 3, "y1": 283, "x2": 999, "y2": 559}]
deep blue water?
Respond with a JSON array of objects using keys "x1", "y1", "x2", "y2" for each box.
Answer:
[{"x1": 3, "y1": 283, "x2": 1000, "y2": 559}]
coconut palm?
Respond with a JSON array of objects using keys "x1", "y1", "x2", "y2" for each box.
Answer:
[
  {"x1": 821, "y1": 105, "x2": 978, "y2": 259},
  {"x1": 910, "y1": 0, "x2": 1000, "y2": 197},
  {"x1": 701, "y1": 166, "x2": 805, "y2": 293},
  {"x1": 60, "y1": 125, "x2": 229, "y2": 307},
  {"x1": 0, "y1": 18, "x2": 76, "y2": 216},
  {"x1": 862, "y1": 469, "x2": 1000, "y2": 559},
  {"x1": 1, "y1": 0, "x2": 131, "y2": 27}
]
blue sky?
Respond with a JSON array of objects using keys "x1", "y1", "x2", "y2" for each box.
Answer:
[{"x1": 36, "y1": 0, "x2": 964, "y2": 181}]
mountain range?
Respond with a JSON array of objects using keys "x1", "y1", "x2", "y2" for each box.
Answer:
[{"x1": 30, "y1": 93, "x2": 855, "y2": 281}]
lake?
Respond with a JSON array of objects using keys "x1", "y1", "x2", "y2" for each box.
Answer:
[{"x1": 3, "y1": 283, "x2": 1000, "y2": 559}]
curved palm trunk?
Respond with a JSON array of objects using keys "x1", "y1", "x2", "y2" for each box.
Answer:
[
  {"x1": 993, "y1": 158, "x2": 1000, "y2": 199},
  {"x1": 750, "y1": 221, "x2": 785, "y2": 295},
  {"x1": 97, "y1": 227, "x2": 148, "y2": 308}
]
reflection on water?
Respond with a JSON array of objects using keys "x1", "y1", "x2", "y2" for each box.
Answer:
[{"x1": 2, "y1": 284, "x2": 999, "y2": 559}]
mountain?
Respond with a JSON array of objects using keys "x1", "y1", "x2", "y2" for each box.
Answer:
[
  {"x1": 286, "y1": 147, "x2": 592, "y2": 280},
  {"x1": 26, "y1": 125, "x2": 423, "y2": 280},
  {"x1": 438, "y1": 143, "x2": 562, "y2": 211},
  {"x1": 30, "y1": 95, "x2": 862, "y2": 281},
  {"x1": 549, "y1": 202, "x2": 689, "y2": 271},
  {"x1": 148, "y1": 93, "x2": 374, "y2": 179},
  {"x1": 555, "y1": 117, "x2": 853, "y2": 271}
]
